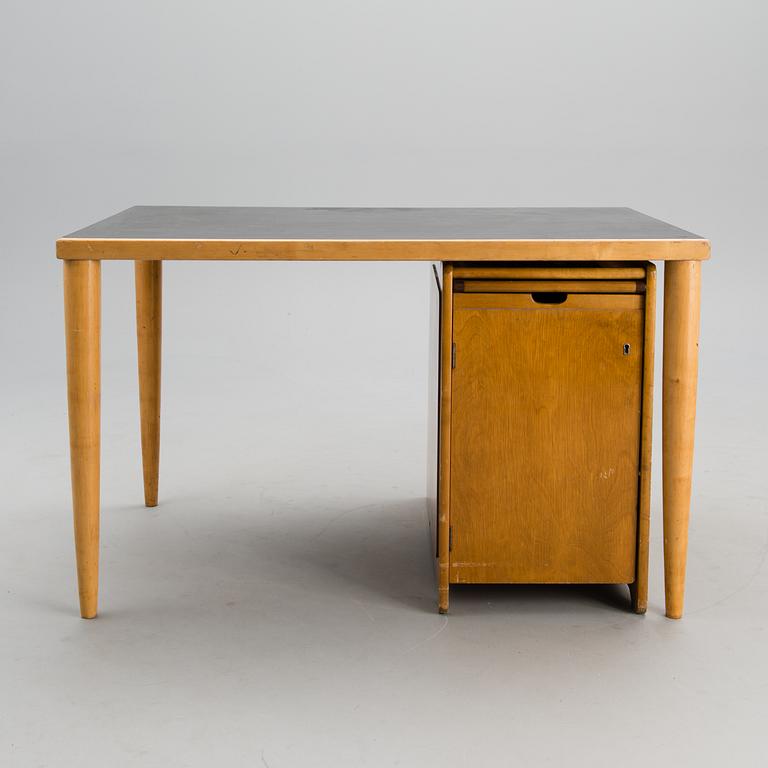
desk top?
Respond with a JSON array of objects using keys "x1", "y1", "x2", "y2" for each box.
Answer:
[{"x1": 57, "y1": 206, "x2": 709, "y2": 262}]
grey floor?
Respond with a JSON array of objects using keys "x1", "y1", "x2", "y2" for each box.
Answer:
[
  {"x1": 3, "y1": 0, "x2": 768, "y2": 762},
  {"x1": 1, "y1": 261, "x2": 766, "y2": 768}
]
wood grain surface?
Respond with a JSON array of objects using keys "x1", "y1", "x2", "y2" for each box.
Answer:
[
  {"x1": 63, "y1": 260, "x2": 101, "y2": 618},
  {"x1": 135, "y1": 261, "x2": 162, "y2": 508},
  {"x1": 449, "y1": 293, "x2": 644, "y2": 584},
  {"x1": 437, "y1": 265, "x2": 454, "y2": 612},
  {"x1": 632, "y1": 263, "x2": 657, "y2": 613},
  {"x1": 662, "y1": 261, "x2": 702, "y2": 618}
]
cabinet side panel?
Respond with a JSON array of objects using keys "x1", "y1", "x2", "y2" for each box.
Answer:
[
  {"x1": 437, "y1": 265, "x2": 453, "y2": 612},
  {"x1": 426, "y1": 265, "x2": 441, "y2": 570},
  {"x1": 633, "y1": 263, "x2": 656, "y2": 612}
]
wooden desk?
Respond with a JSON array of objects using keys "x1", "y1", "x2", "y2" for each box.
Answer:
[{"x1": 57, "y1": 207, "x2": 709, "y2": 620}]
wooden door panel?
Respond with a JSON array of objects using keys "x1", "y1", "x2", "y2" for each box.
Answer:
[{"x1": 450, "y1": 298, "x2": 644, "y2": 584}]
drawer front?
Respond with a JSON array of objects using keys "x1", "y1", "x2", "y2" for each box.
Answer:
[{"x1": 449, "y1": 295, "x2": 644, "y2": 584}]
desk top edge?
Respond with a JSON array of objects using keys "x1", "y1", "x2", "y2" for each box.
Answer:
[{"x1": 57, "y1": 206, "x2": 710, "y2": 261}]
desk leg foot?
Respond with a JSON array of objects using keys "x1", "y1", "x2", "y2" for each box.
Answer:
[
  {"x1": 64, "y1": 260, "x2": 101, "y2": 619},
  {"x1": 662, "y1": 261, "x2": 701, "y2": 620},
  {"x1": 628, "y1": 582, "x2": 647, "y2": 614},
  {"x1": 135, "y1": 261, "x2": 162, "y2": 507},
  {"x1": 438, "y1": 578, "x2": 449, "y2": 614}
]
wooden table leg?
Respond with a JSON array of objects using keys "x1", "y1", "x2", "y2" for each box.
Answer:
[
  {"x1": 135, "y1": 261, "x2": 162, "y2": 507},
  {"x1": 64, "y1": 260, "x2": 101, "y2": 618},
  {"x1": 662, "y1": 260, "x2": 701, "y2": 619}
]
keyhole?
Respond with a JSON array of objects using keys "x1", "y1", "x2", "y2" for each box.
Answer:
[{"x1": 623, "y1": 343, "x2": 631, "y2": 356}]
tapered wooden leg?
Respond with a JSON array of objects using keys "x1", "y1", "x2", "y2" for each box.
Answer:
[
  {"x1": 64, "y1": 260, "x2": 101, "y2": 619},
  {"x1": 135, "y1": 261, "x2": 162, "y2": 507},
  {"x1": 662, "y1": 261, "x2": 701, "y2": 619}
]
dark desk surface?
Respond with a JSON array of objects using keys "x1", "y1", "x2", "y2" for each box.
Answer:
[{"x1": 57, "y1": 206, "x2": 709, "y2": 262}]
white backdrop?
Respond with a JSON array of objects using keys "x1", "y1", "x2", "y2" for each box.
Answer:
[{"x1": 1, "y1": 2, "x2": 766, "y2": 766}]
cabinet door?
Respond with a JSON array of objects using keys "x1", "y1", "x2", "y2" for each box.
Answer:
[{"x1": 449, "y1": 293, "x2": 644, "y2": 584}]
